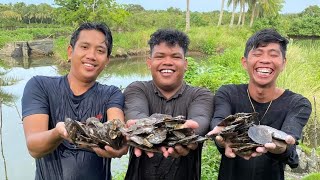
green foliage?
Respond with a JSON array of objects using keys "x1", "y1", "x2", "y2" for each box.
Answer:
[
  {"x1": 277, "y1": 41, "x2": 320, "y2": 146},
  {"x1": 201, "y1": 141, "x2": 220, "y2": 180},
  {"x1": 252, "y1": 15, "x2": 288, "y2": 35},
  {"x1": 54, "y1": 36, "x2": 69, "y2": 60},
  {"x1": 112, "y1": 171, "x2": 126, "y2": 180},
  {"x1": 186, "y1": 46, "x2": 248, "y2": 92},
  {"x1": 302, "y1": 173, "x2": 320, "y2": 180},
  {"x1": 286, "y1": 5, "x2": 320, "y2": 37}
]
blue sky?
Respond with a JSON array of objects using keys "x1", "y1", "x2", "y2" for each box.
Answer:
[{"x1": 3, "y1": 0, "x2": 320, "y2": 13}]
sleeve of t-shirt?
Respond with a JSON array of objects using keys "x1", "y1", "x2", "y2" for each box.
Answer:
[
  {"x1": 105, "y1": 85, "x2": 125, "y2": 111},
  {"x1": 186, "y1": 87, "x2": 214, "y2": 136},
  {"x1": 123, "y1": 81, "x2": 150, "y2": 121},
  {"x1": 22, "y1": 76, "x2": 49, "y2": 119},
  {"x1": 210, "y1": 85, "x2": 233, "y2": 129},
  {"x1": 266, "y1": 94, "x2": 312, "y2": 167}
]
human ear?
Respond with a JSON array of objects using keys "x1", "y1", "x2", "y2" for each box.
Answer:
[{"x1": 241, "y1": 57, "x2": 248, "y2": 70}]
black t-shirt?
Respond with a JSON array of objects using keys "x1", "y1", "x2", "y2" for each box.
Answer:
[
  {"x1": 22, "y1": 75, "x2": 124, "y2": 180},
  {"x1": 123, "y1": 81, "x2": 214, "y2": 180},
  {"x1": 211, "y1": 84, "x2": 312, "y2": 180}
]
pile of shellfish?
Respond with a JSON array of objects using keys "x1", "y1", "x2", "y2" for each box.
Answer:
[
  {"x1": 121, "y1": 113, "x2": 207, "y2": 152},
  {"x1": 207, "y1": 112, "x2": 293, "y2": 156},
  {"x1": 65, "y1": 117, "x2": 125, "y2": 150}
]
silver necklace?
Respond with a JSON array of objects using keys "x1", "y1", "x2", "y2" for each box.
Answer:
[{"x1": 247, "y1": 89, "x2": 272, "y2": 125}]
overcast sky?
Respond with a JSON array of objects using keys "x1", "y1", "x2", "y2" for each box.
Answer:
[{"x1": 3, "y1": 0, "x2": 320, "y2": 14}]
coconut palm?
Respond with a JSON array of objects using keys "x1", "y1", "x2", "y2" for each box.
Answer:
[
  {"x1": 218, "y1": 0, "x2": 225, "y2": 26},
  {"x1": 227, "y1": 0, "x2": 238, "y2": 27},
  {"x1": 248, "y1": 0, "x2": 284, "y2": 27},
  {"x1": 185, "y1": 0, "x2": 190, "y2": 32}
]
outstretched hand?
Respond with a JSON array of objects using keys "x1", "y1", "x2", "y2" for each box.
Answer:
[
  {"x1": 92, "y1": 144, "x2": 128, "y2": 158},
  {"x1": 161, "y1": 120, "x2": 199, "y2": 158},
  {"x1": 126, "y1": 119, "x2": 155, "y2": 158}
]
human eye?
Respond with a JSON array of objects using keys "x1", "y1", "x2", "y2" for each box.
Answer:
[
  {"x1": 153, "y1": 54, "x2": 164, "y2": 60},
  {"x1": 97, "y1": 48, "x2": 106, "y2": 54}
]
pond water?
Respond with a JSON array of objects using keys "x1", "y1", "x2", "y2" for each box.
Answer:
[{"x1": 0, "y1": 56, "x2": 152, "y2": 180}]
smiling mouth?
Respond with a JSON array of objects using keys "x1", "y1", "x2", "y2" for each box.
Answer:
[
  {"x1": 83, "y1": 63, "x2": 97, "y2": 68},
  {"x1": 256, "y1": 68, "x2": 273, "y2": 74},
  {"x1": 160, "y1": 69, "x2": 174, "y2": 73}
]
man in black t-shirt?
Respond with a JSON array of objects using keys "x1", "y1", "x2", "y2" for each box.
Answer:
[
  {"x1": 208, "y1": 29, "x2": 312, "y2": 180},
  {"x1": 22, "y1": 22, "x2": 128, "y2": 180},
  {"x1": 123, "y1": 29, "x2": 214, "y2": 180}
]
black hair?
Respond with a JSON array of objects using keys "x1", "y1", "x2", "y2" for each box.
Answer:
[
  {"x1": 70, "y1": 22, "x2": 113, "y2": 57},
  {"x1": 148, "y1": 29, "x2": 190, "y2": 56},
  {"x1": 244, "y1": 28, "x2": 289, "y2": 58}
]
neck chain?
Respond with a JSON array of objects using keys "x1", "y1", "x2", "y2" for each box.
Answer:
[{"x1": 247, "y1": 88, "x2": 272, "y2": 125}]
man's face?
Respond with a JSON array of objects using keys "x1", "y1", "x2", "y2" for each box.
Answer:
[
  {"x1": 242, "y1": 42, "x2": 286, "y2": 88},
  {"x1": 147, "y1": 42, "x2": 187, "y2": 92},
  {"x1": 68, "y1": 30, "x2": 109, "y2": 83}
]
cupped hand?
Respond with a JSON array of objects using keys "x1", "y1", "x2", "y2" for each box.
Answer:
[
  {"x1": 92, "y1": 144, "x2": 129, "y2": 158},
  {"x1": 264, "y1": 135, "x2": 295, "y2": 154}
]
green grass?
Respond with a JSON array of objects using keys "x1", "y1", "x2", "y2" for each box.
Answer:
[{"x1": 302, "y1": 173, "x2": 320, "y2": 180}]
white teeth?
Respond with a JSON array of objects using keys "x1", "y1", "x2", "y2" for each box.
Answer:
[
  {"x1": 84, "y1": 63, "x2": 94, "y2": 67},
  {"x1": 256, "y1": 68, "x2": 271, "y2": 74},
  {"x1": 160, "y1": 69, "x2": 174, "y2": 73}
]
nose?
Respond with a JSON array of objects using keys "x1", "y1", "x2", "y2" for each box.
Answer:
[
  {"x1": 162, "y1": 56, "x2": 174, "y2": 65},
  {"x1": 85, "y1": 48, "x2": 96, "y2": 60},
  {"x1": 259, "y1": 54, "x2": 272, "y2": 64}
]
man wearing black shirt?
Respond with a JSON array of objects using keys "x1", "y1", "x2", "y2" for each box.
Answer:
[
  {"x1": 208, "y1": 28, "x2": 312, "y2": 180},
  {"x1": 124, "y1": 29, "x2": 214, "y2": 180}
]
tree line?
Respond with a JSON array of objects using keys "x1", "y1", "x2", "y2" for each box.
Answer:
[{"x1": 0, "y1": 0, "x2": 319, "y2": 37}]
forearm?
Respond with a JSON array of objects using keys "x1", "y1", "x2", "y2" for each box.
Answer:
[{"x1": 26, "y1": 127, "x2": 63, "y2": 158}]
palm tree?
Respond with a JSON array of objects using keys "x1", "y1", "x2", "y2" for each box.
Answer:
[
  {"x1": 248, "y1": 0, "x2": 284, "y2": 27},
  {"x1": 237, "y1": 0, "x2": 245, "y2": 26},
  {"x1": 249, "y1": 0, "x2": 258, "y2": 27},
  {"x1": 185, "y1": 0, "x2": 190, "y2": 32},
  {"x1": 228, "y1": 0, "x2": 238, "y2": 27},
  {"x1": 217, "y1": 0, "x2": 225, "y2": 26}
]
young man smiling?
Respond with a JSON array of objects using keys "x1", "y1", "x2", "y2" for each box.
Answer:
[
  {"x1": 124, "y1": 29, "x2": 214, "y2": 180},
  {"x1": 208, "y1": 28, "x2": 312, "y2": 180},
  {"x1": 22, "y1": 22, "x2": 128, "y2": 180}
]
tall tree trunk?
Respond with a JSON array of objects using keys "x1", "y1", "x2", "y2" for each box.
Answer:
[
  {"x1": 185, "y1": 0, "x2": 190, "y2": 32},
  {"x1": 241, "y1": 5, "x2": 246, "y2": 26},
  {"x1": 229, "y1": 0, "x2": 236, "y2": 27},
  {"x1": 237, "y1": 4, "x2": 243, "y2": 26},
  {"x1": 217, "y1": 0, "x2": 225, "y2": 26},
  {"x1": 249, "y1": 2, "x2": 257, "y2": 27}
]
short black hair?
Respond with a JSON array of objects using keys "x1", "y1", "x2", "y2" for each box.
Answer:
[
  {"x1": 70, "y1": 22, "x2": 113, "y2": 57},
  {"x1": 244, "y1": 28, "x2": 289, "y2": 58},
  {"x1": 148, "y1": 29, "x2": 190, "y2": 56}
]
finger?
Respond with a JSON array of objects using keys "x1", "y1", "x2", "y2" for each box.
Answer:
[
  {"x1": 57, "y1": 122, "x2": 68, "y2": 138},
  {"x1": 285, "y1": 135, "x2": 296, "y2": 145},
  {"x1": 175, "y1": 145, "x2": 189, "y2": 156},
  {"x1": 167, "y1": 147, "x2": 175, "y2": 154},
  {"x1": 126, "y1": 120, "x2": 137, "y2": 127},
  {"x1": 92, "y1": 147, "x2": 111, "y2": 158},
  {"x1": 215, "y1": 135, "x2": 225, "y2": 147},
  {"x1": 105, "y1": 145, "x2": 128, "y2": 158},
  {"x1": 187, "y1": 142, "x2": 198, "y2": 150},
  {"x1": 208, "y1": 126, "x2": 224, "y2": 135},
  {"x1": 146, "y1": 151, "x2": 154, "y2": 158},
  {"x1": 251, "y1": 152, "x2": 262, "y2": 157},
  {"x1": 183, "y1": 120, "x2": 199, "y2": 129},
  {"x1": 160, "y1": 147, "x2": 170, "y2": 158},
  {"x1": 225, "y1": 146, "x2": 236, "y2": 158},
  {"x1": 134, "y1": 147, "x2": 142, "y2": 157},
  {"x1": 264, "y1": 142, "x2": 276, "y2": 150},
  {"x1": 256, "y1": 146, "x2": 268, "y2": 153}
]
